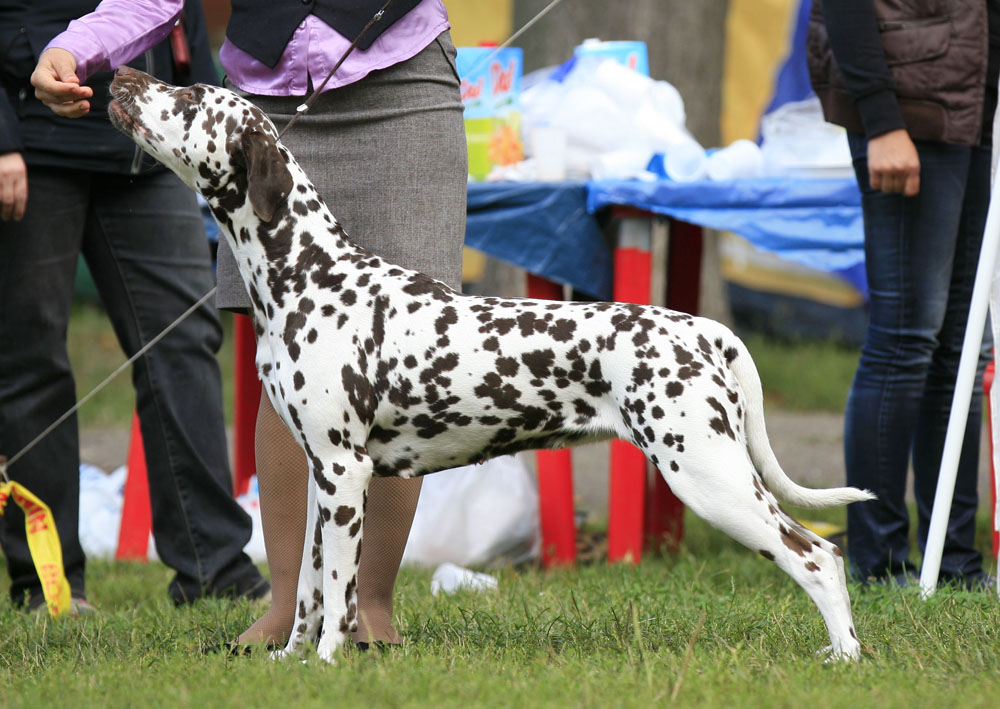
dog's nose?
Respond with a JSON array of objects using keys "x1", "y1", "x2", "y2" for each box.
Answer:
[{"x1": 115, "y1": 66, "x2": 136, "y2": 78}]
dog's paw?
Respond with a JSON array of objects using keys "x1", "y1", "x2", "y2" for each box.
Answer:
[
  {"x1": 817, "y1": 643, "x2": 861, "y2": 662},
  {"x1": 268, "y1": 647, "x2": 293, "y2": 661},
  {"x1": 316, "y1": 641, "x2": 340, "y2": 665}
]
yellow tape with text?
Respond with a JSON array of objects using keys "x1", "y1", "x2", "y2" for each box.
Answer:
[{"x1": 0, "y1": 480, "x2": 72, "y2": 617}]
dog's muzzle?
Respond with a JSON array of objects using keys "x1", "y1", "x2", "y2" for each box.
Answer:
[{"x1": 108, "y1": 66, "x2": 151, "y2": 137}]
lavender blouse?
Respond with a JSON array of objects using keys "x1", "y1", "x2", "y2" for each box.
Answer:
[{"x1": 47, "y1": 0, "x2": 450, "y2": 96}]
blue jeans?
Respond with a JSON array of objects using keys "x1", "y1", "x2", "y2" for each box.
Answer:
[
  {"x1": 844, "y1": 134, "x2": 991, "y2": 582},
  {"x1": 0, "y1": 166, "x2": 266, "y2": 605}
]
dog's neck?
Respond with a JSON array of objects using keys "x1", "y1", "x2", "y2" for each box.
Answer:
[{"x1": 206, "y1": 157, "x2": 382, "y2": 328}]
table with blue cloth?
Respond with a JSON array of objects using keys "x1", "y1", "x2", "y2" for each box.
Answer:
[{"x1": 465, "y1": 176, "x2": 865, "y2": 302}]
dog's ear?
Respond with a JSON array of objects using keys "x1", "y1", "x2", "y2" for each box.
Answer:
[{"x1": 240, "y1": 128, "x2": 293, "y2": 223}]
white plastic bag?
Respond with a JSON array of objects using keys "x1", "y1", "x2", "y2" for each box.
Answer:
[
  {"x1": 430, "y1": 562, "x2": 499, "y2": 596},
  {"x1": 520, "y1": 57, "x2": 697, "y2": 179},
  {"x1": 78, "y1": 463, "x2": 126, "y2": 559},
  {"x1": 236, "y1": 477, "x2": 267, "y2": 564},
  {"x1": 78, "y1": 464, "x2": 267, "y2": 563},
  {"x1": 759, "y1": 96, "x2": 852, "y2": 177},
  {"x1": 706, "y1": 139, "x2": 765, "y2": 180},
  {"x1": 401, "y1": 455, "x2": 540, "y2": 569}
]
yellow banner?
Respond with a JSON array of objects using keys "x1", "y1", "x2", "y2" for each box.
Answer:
[
  {"x1": 722, "y1": 0, "x2": 799, "y2": 144},
  {"x1": 0, "y1": 480, "x2": 72, "y2": 617}
]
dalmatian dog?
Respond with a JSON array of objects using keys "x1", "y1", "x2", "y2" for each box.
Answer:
[{"x1": 108, "y1": 66, "x2": 874, "y2": 662}]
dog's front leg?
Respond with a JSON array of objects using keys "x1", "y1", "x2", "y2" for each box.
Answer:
[
  {"x1": 315, "y1": 451, "x2": 374, "y2": 663},
  {"x1": 279, "y1": 453, "x2": 323, "y2": 659},
  {"x1": 278, "y1": 448, "x2": 373, "y2": 663}
]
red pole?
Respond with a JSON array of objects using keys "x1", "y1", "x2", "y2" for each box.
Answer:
[
  {"x1": 116, "y1": 411, "x2": 152, "y2": 560},
  {"x1": 526, "y1": 274, "x2": 576, "y2": 567},
  {"x1": 608, "y1": 239, "x2": 651, "y2": 563},
  {"x1": 535, "y1": 448, "x2": 576, "y2": 567},
  {"x1": 232, "y1": 313, "x2": 261, "y2": 496},
  {"x1": 984, "y1": 360, "x2": 999, "y2": 559},
  {"x1": 645, "y1": 471, "x2": 684, "y2": 554},
  {"x1": 665, "y1": 219, "x2": 703, "y2": 315},
  {"x1": 640, "y1": 218, "x2": 702, "y2": 553}
]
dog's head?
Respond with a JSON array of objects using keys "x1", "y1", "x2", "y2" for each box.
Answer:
[{"x1": 109, "y1": 66, "x2": 292, "y2": 222}]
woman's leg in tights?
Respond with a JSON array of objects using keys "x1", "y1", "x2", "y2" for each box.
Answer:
[
  {"x1": 237, "y1": 392, "x2": 421, "y2": 645},
  {"x1": 237, "y1": 393, "x2": 307, "y2": 645}
]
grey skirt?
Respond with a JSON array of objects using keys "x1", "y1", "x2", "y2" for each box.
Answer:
[{"x1": 217, "y1": 32, "x2": 468, "y2": 309}]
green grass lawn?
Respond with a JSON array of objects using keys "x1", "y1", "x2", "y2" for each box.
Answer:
[
  {"x1": 742, "y1": 333, "x2": 860, "y2": 412},
  {"x1": 0, "y1": 510, "x2": 997, "y2": 707}
]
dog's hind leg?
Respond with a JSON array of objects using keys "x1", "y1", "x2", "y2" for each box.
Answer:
[
  {"x1": 772, "y1": 517, "x2": 858, "y2": 659},
  {"x1": 648, "y1": 442, "x2": 862, "y2": 660}
]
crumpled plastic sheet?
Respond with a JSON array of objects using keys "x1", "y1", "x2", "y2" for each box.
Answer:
[
  {"x1": 586, "y1": 175, "x2": 867, "y2": 296},
  {"x1": 78, "y1": 463, "x2": 266, "y2": 563},
  {"x1": 466, "y1": 181, "x2": 612, "y2": 300},
  {"x1": 401, "y1": 455, "x2": 539, "y2": 570}
]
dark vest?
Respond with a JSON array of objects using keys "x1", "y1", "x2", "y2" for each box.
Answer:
[
  {"x1": 227, "y1": 0, "x2": 423, "y2": 69},
  {"x1": 807, "y1": 0, "x2": 989, "y2": 146}
]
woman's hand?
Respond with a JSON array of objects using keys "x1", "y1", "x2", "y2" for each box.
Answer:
[
  {"x1": 31, "y1": 48, "x2": 93, "y2": 118},
  {"x1": 867, "y1": 129, "x2": 920, "y2": 196},
  {"x1": 0, "y1": 152, "x2": 27, "y2": 222}
]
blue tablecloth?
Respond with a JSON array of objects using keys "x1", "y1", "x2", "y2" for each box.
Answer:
[
  {"x1": 587, "y1": 176, "x2": 866, "y2": 295},
  {"x1": 205, "y1": 177, "x2": 863, "y2": 301},
  {"x1": 466, "y1": 181, "x2": 612, "y2": 299}
]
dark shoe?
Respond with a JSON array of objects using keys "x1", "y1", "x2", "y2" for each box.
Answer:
[
  {"x1": 171, "y1": 573, "x2": 271, "y2": 606},
  {"x1": 234, "y1": 578, "x2": 272, "y2": 603},
  {"x1": 859, "y1": 570, "x2": 916, "y2": 589},
  {"x1": 26, "y1": 594, "x2": 96, "y2": 616},
  {"x1": 938, "y1": 571, "x2": 996, "y2": 592},
  {"x1": 353, "y1": 640, "x2": 395, "y2": 653}
]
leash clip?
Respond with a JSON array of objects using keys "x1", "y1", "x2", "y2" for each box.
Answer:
[
  {"x1": 277, "y1": 0, "x2": 394, "y2": 141},
  {"x1": 0, "y1": 455, "x2": 9, "y2": 484}
]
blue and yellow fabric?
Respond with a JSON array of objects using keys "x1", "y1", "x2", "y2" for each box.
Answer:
[{"x1": 721, "y1": 0, "x2": 866, "y2": 317}]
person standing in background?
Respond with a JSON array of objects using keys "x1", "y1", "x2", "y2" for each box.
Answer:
[
  {"x1": 0, "y1": 0, "x2": 270, "y2": 611},
  {"x1": 808, "y1": 0, "x2": 997, "y2": 589}
]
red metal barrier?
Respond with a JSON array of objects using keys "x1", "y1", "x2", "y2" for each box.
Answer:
[
  {"x1": 984, "y1": 360, "x2": 999, "y2": 559},
  {"x1": 232, "y1": 313, "x2": 260, "y2": 497},
  {"x1": 607, "y1": 241, "x2": 652, "y2": 563},
  {"x1": 116, "y1": 411, "x2": 151, "y2": 560}
]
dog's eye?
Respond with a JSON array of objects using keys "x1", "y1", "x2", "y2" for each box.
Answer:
[{"x1": 178, "y1": 89, "x2": 197, "y2": 104}]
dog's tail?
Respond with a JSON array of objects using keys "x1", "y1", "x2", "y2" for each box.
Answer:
[{"x1": 725, "y1": 331, "x2": 875, "y2": 509}]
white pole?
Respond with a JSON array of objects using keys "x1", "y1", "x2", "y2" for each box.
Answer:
[
  {"x1": 919, "y1": 165, "x2": 1000, "y2": 598},
  {"x1": 992, "y1": 234, "x2": 1000, "y2": 598},
  {"x1": 994, "y1": 331, "x2": 1000, "y2": 595}
]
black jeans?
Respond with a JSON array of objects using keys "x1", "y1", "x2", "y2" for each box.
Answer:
[
  {"x1": 0, "y1": 166, "x2": 265, "y2": 604},
  {"x1": 844, "y1": 134, "x2": 991, "y2": 582}
]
